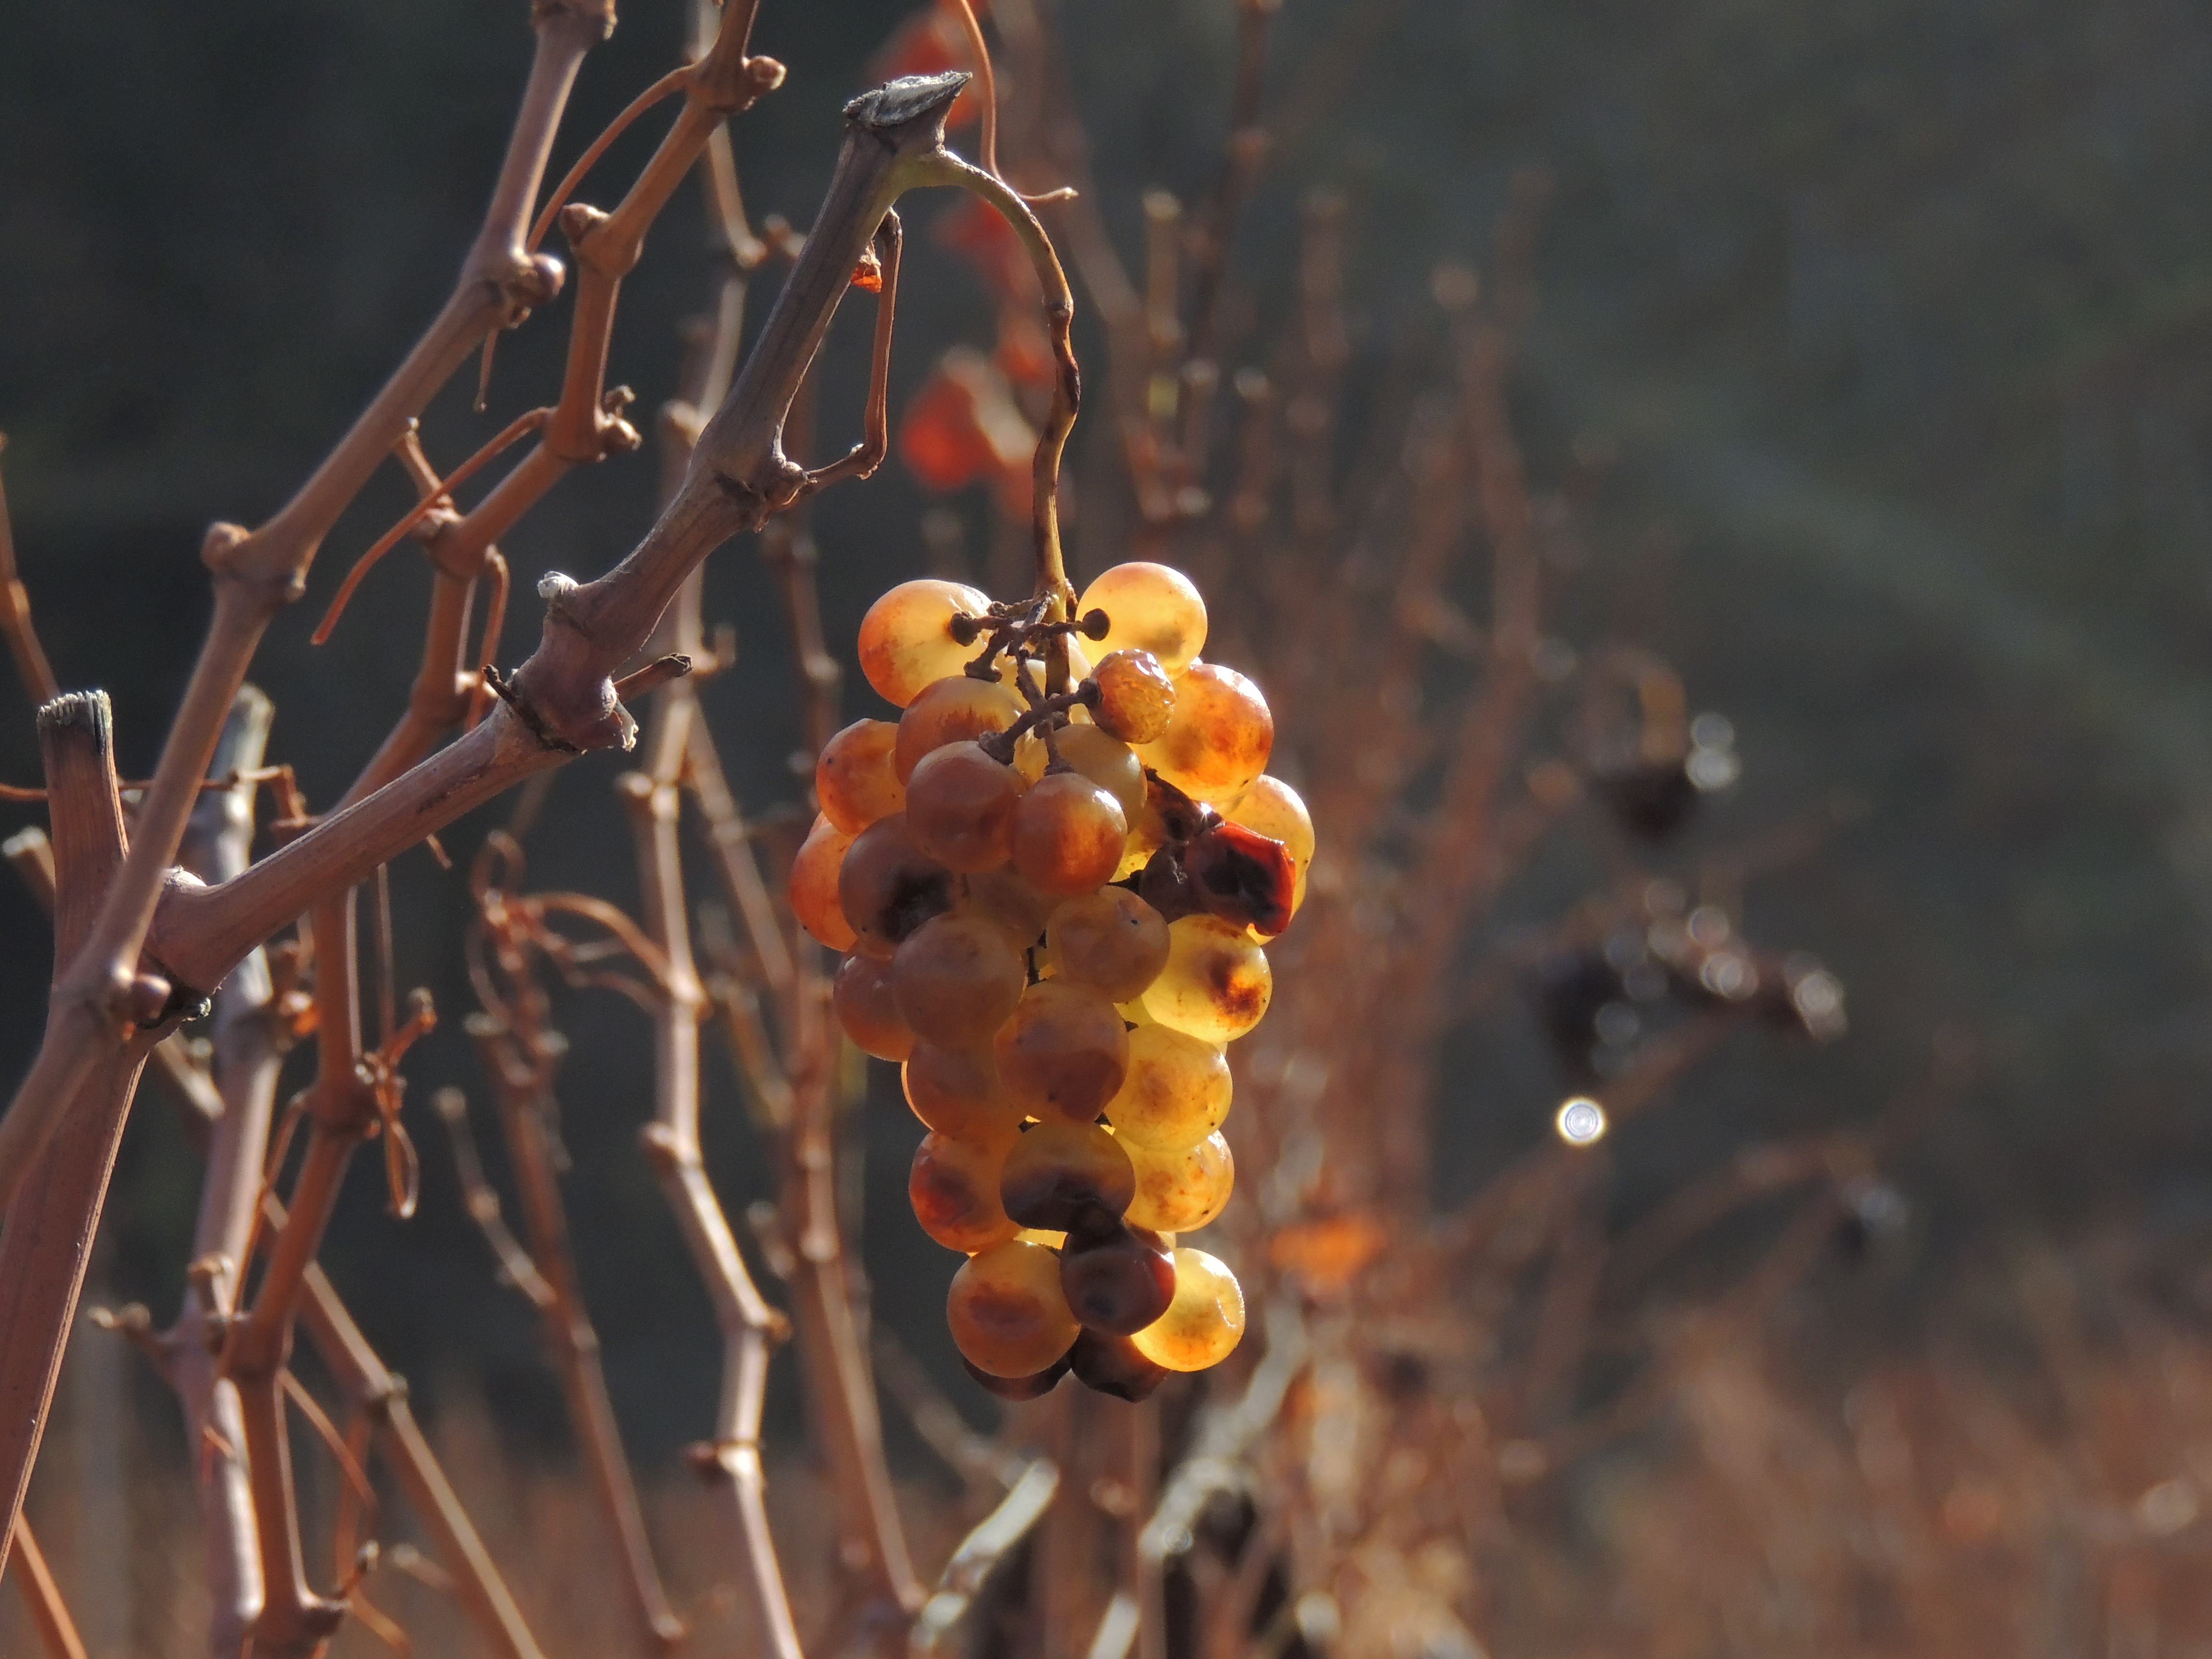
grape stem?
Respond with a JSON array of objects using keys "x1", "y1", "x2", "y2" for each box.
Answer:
[{"x1": 977, "y1": 680, "x2": 1099, "y2": 765}]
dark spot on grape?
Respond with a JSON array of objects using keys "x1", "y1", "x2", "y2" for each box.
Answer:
[
  {"x1": 1070, "y1": 1330, "x2": 1168, "y2": 1400},
  {"x1": 963, "y1": 1349, "x2": 1072, "y2": 1399},
  {"x1": 883, "y1": 867, "x2": 955, "y2": 943}
]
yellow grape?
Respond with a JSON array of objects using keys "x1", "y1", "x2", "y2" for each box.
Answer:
[
  {"x1": 947, "y1": 1239, "x2": 1081, "y2": 1378},
  {"x1": 1055, "y1": 723, "x2": 1146, "y2": 822},
  {"x1": 1000, "y1": 1120, "x2": 1136, "y2": 1231},
  {"x1": 815, "y1": 719, "x2": 906, "y2": 834},
  {"x1": 1138, "y1": 661, "x2": 1273, "y2": 806},
  {"x1": 906, "y1": 741, "x2": 1024, "y2": 872},
  {"x1": 962, "y1": 868, "x2": 1064, "y2": 947},
  {"x1": 1046, "y1": 888, "x2": 1170, "y2": 1003},
  {"x1": 910, "y1": 1131, "x2": 1019, "y2": 1254},
  {"x1": 1016, "y1": 1227, "x2": 1068, "y2": 1249},
  {"x1": 1140, "y1": 914, "x2": 1272, "y2": 1042},
  {"x1": 995, "y1": 981, "x2": 1130, "y2": 1123},
  {"x1": 892, "y1": 912, "x2": 1028, "y2": 1048},
  {"x1": 903, "y1": 1042, "x2": 1025, "y2": 1142},
  {"x1": 1104, "y1": 1024, "x2": 1230, "y2": 1152},
  {"x1": 1079, "y1": 562, "x2": 1207, "y2": 674},
  {"x1": 837, "y1": 814, "x2": 955, "y2": 961},
  {"x1": 1130, "y1": 1248, "x2": 1245, "y2": 1372},
  {"x1": 1011, "y1": 771, "x2": 1128, "y2": 895},
  {"x1": 832, "y1": 952, "x2": 914, "y2": 1061},
  {"x1": 859, "y1": 579, "x2": 991, "y2": 707},
  {"x1": 895, "y1": 675, "x2": 1026, "y2": 782},
  {"x1": 1091, "y1": 649, "x2": 1177, "y2": 744},
  {"x1": 1124, "y1": 1130, "x2": 1233, "y2": 1233},
  {"x1": 790, "y1": 814, "x2": 857, "y2": 951}
]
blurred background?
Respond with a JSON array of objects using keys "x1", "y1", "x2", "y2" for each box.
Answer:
[{"x1": 5, "y1": 0, "x2": 2212, "y2": 1653}]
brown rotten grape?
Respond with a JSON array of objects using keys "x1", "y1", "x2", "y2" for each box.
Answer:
[
  {"x1": 895, "y1": 674, "x2": 1025, "y2": 782},
  {"x1": 1138, "y1": 661, "x2": 1273, "y2": 806},
  {"x1": 816, "y1": 718, "x2": 905, "y2": 834},
  {"x1": 1059, "y1": 1218, "x2": 1176, "y2": 1335},
  {"x1": 1069, "y1": 1329, "x2": 1169, "y2": 1401},
  {"x1": 1124, "y1": 1130, "x2": 1234, "y2": 1234},
  {"x1": 1104, "y1": 1024, "x2": 1230, "y2": 1152},
  {"x1": 790, "y1": 815, "x2": 857, "y2": 951},
  {"x1": 1046, "y1": 888, "x2": 1170, "y2": 1003},
  {"x1": 1141, "y1": 914, "x2": 1273, "y2": 1042},
  {"x1": 1000, "y1": 1121, "x2": 1135, "y2": 1231},
  {"x1": 948, "y1": 1238, "x2": 1082, "y2": 1378},
  {"x1": 910, "y1": 1131, "x2": 1019, "y2": 1254},
  {"x1": 962, "y1": 1351, "x2": 1070, "y2": 1401},
  {"x1": 995, "y1": 982, "x2": 1130, "y2": 1122},
  {"x1": 902, "y1": 1042, "x2": 1025, "y2": 1142},
  {"x1": 1130, "y1": 1247, "x2": 1245, "y2": 1372},
  {"x1": 1091, "y1": 648, "x2": 1176, "y2": 744},
  {"x1": 832, "y1": 953, "x2": 914, "y2": 1061},
  {"x1": 1079, "y1": 562, "x2": 1207, "y2": 674},
  {"x1": 859, "y1": 577, "x2": 991, "y2": 707},
  {"x1": 838, "y1": 814, "x2": 956, "y2": 961},
  {"x1": 1227, "y1": 774, "x2": 1313, "y2": 916},
  {"x1": 1011, "y1": 769, "x2": 1129, "y2": 895},
  {"x1": 892, "y1": 912, "x2": 1028, "y2": 1048},
  {"x1": 905, "y1": 741, "x2": 1024, "y2": 871},
  {"x1": 1185, "y1": 820, "x2": 1297, "y2": 938}
]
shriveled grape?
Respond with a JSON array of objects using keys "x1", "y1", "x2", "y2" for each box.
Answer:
[
  {"x1": 895, "y1": 675, "x2": 1026, "y2": 782},
  {"x1": 1047, "y1": 888, "x2": 1170, "y2": 1003},
  {"x1": 838, "y1": 814, "x2": 955, "y2": 960},
  {"x1": 910, "y1": 1132, "x2": 1019, "y2": 1254},
  {"x1": 995, "y1": 982, "x2": 1130, "y2": 1122},
  {"x1": 1079, "y1": 562, "x2": 1207, "y2": 674},
  {"x1": 906, "y1": 742, "x2": 1024, "y2": 872},
  {"x1": 1185, "y1": 820, "x2": 1297, "y2": 938},
  {"x1": 1138, "y1": 661, "x2": 1273, "y2": 806},
  {"x1": 1059, "y1": 1219, "x2": 1176, "y2": 1335},
  {"x1": 1124, "y1": 1130, "x2": 1233, "y2": 1233},
  {"x1": 892, "y1": 912, "x2": 1028, "y2": 1047},
  {"x1": 1140, "y1": 914, "x2": 1272, "y2": 1042},
  {"x1": 1011, "y1": 770, "x2": 1128, "y2": 895},
  {"x1": 948, "y1": 1239, "x2": 1081, "y2": 1378},
  {"x1": 1091, "y1": 648, "x2": 1177, "y2": 744},
  {"x1": 1055, "y1": 724, "x2": 1146, "y2": 822},
  {"x1": 1228, "y1": 774, "x2": 1313, "y2": 918},
  {"x1": 790, "y1": 815, "x2": 857, "y2": 951},
  {"x1": 1069, "y1": 1329, "x2": 1169, "y2": 1401},
  {"x1": 1130, "y1": 1248, "x2": 1245, "y2": 1372},
  {"x1": 903, "y1": 1043, "x2": 1025, "y2": 1142},
  {"x1": 859, "y1": 578, "x2": 991, "y2": 707},
  {"x1": 832, "y1": 952, "x2": 913, "y2": 1061},
  {"x1": 1104, "y1": 1024, "x2": 1231, "y2": 1152},
  {"x1": 1000, "y1": 1121, "x2": 1135, "y2": 1231},
  {"x1": 816, "y1": 719, "x2": 905, "y2": 834}
]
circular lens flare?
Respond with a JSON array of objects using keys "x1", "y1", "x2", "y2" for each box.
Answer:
[{"x1": 1555, "y1": 1096, "x2": 1608, "y2": 1146}]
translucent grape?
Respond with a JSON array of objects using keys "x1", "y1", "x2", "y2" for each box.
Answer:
[
  {"x1": 962, "y1": 1351, "x2": 1070, "y2": 1401},
  {"x1": 905, "y1": 742, "x2": 1024, "y2": 872},
  {"x1": 902, "y1": 1042, "x2": 1025, "y2": 1142},
  {"x1": 892, "y1": 912, "x2": 1028, "y2": 1048},
  {"x1": 910, "y1": 1131, "x2": 1019, "y2": 1254},
  {"x1": 962, "y1": 867, "x2": 1064, "y2": 947},
  {"x1": 1091, "y1": 649, "x2": 1177, "y2": 744},
  {"x1": 1123, "y1": 1130, "x2": 1233, "y2": 1233},
  {"x1": 995, "y1": 982, "x2": 1130, "y2": 1122},
  {"x1": 1046, "y1": 888, "x2": 1170, "y2": 1003},
  {"x1": 1059, "y1": 1219, "x2": 1176, "y2": 1335},
  {"x1": 1140, "y1": 914, "x2": 1272, "y2": 1042},
  {"x1": 815, "y1": 719, "x2": 906, "y2": 834},
  {"x1": 1069, "y1": 1329, "x2": 1169, "y2": 1401},
  {"x1": 1079, "y1": 563, "x2": 1207, "y2": 674},
  {"x1": 1104, "y1": 1024, "x2": 1231, "y2": 1152},
  {"x1": 1054, "y1": 724, "x2": 1146, "y2": 822},
  {"x1": 858, "y1": 578, "x2": 991, "y2": 707},
  {"x1": 832, "y1": 952, "x2": 913, "y2": 1061},
  {"x1": 837, "y1": 814, "x2": 955, "y2": 961},
  {"x1": 999, "y1": 1120, "x2": 1135, "y2": 1231},
  {"x1": 1138, "y1": 662, "x2": 1273, "y2": 806},
  {"x1": 790, "y1": 815, "x2": 857, "y2": 951},
  {"x1": 1011, "y1": 771, "x2": 1128, "y2": 895},
  {"x1": 895, "y1": 675, "x2": 1026, "y2": 783},
  {"x1": 1130, "y1": 1248, "x2": 1245, "y2": 1372},
  {"x1": 947, "y1": 1239, "x2": 1081, "y2": 1378},
  {"x1": 1016, "y1": 1227, "x2": 1068, "y2": 1249}
]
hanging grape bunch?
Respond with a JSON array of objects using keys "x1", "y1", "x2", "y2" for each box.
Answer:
[{"x1": 790, "y1": 560, "x2": 1312, "y2": 1400}]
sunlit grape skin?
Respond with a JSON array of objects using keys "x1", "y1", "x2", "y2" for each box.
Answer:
[
  {"x1": 995, "y1": 982, "x2": 1130, "y2": 1122},
  {"x1": 790, "y1": 815, "x2": 856, "y2": 951},
  {"x1": 1227, "y1": 774, "x2": 1314, "y2": 916},
  {"x1": 1000, "y1": 1121, "x2": 1136, "y2": 1231},
  {"x1": 1055, "y1": 724, "x2": 1146, "y2": 822},
  {"x1": 902, "y1": 1043, "x2": 1025, "y2": 1142},
  {"x1": 1140, "y1": 914, "x2": 1273, "y2": 1042},
  {"x1": 1138, "y1": 661, "x2": 1274, "y2": 806},
  {"x1": 895, "y1": 675, "x2": 1026, "y2": 783},
  {"x1": 1091, "y1": 648, "x2": 1177, "y2": 744},
  {"x1": 948, "y1": 1239, "x2": 1082, "y2": 1378},
  {"x1": 1059, "y1": 1219, "x2": 1177, "y2": 1335},
  {"x1": 1105, "y1": 1024, "x2": 1231, "y2": 1152},
  {"x1": 910, "y1": 1132, "x2": 1019, "y2": 1254},
  {"x1": 1011, "y1": 771, "x2": 1128, "y2": 895},
  {"x1": 1124, "y1": 1130, "x2": 1234, "y2": 1233},
  {"x1": 1079, "y1": 562, "x2": 1208, "y2": 675},
  {"x1": 906, "y1": 742, "x2": 1024, "y2": 872},
  {"x1": 892, "y1": 912, "x2": 1028, "y2": 1048},
  {"x1": 837, "y1": 814, "x2": 955, "y2": 961},
  {"x1": 832, "y1": 952, "x2": 913, "y2": 1061},
  {"x1": 858, "y1": 578, "x2": 991, "y2": 707},
  {"x1": 1130, "y1": 1248, "x2": 1246, "y2": 1372},
  {"x1": 816, "y1": 719, "x2": 906, "y2": 834},
  {"x1": 1047, "y1": 888, "x2": 1170, "y2": 1003}
]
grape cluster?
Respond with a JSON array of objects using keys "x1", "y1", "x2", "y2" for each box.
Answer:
[{"x1": 790, "y1": 563, "x2": 1311, "y2": 1400}]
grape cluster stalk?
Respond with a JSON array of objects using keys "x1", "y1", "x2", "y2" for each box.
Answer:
[{"x1": 791, "y1": 559, "x2": 1311, "y2": 1399}]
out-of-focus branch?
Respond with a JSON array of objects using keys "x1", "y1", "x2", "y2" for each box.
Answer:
[
  {"x1": 0, "y1": 435, "x2": 59, "y2": 708},
  {"x1": 910, "y1": 1460, "x2": 1061, "y2": 1654},
  {"x1": 7, "y1": 1516, "x2": 86, "y2": 1659},
  {"x1": 432, "y1": 1087, "x2": 556, "y2": 1311}
]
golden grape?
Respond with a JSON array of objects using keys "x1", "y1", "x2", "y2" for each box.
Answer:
[
  {"x1": 961, "y1": 867, "x2": 1064, "y2": 947},
  {"x1": 837, "y1": 814, "x2": 955, "y2": 961},
  {"x1": 905, "y1": 741, "x2": 1024, "y2": 872},
  {"x1": 1228, "y1": 774, "x2": 1312, "y2": 917},
  {"x1": 1091, "y1": 648, "x2": 1177, "y2": 744},
  {"x1": 894, "y1": 675, "x2": 1026, "y2": 782},
  {"x1": 995, "y1": 982, "x2": 1130, "y2": 1122},
  {"x1": 1123, "y1": 1130, "x2": 1233, "y2": 1233},
  {"x1": 1078, "y1": 563, "x2": 1207, "y2": 674},
  {"x1": 1104, "y1": 1024, "x2": 1230, "y2": 1152},
  {"x1": 910, "y1": 1132, "x2": 1019, "y2": 1254},
  {"x1": 1140, "y1": 914, "x2": 1272, "y2": 1042},
  {"x1": 1046, "y1": 888, "x2": 1170, "y2": 1003},
  {"x1": 815, "y1": 719, "x2": 906, "y2": 834},
  {"x1": 832, "y1": 952, "x2": 914, "y2": 1061},
  {"x1": 999, "y1": 1120, "x2": 1136, "y2": 1230},
  {"x1": 1011, "y1": 771, "x2": 1128, "y2": 895},
  {"x1": 790, "y1": 814, "x2": 856, "y2": 951},
  {"x1": 891, "y1": 912, "x2": 1029, "y2": 1048},
  {"x1": 902, "y1": 1042, "x2": 1025, "y2": 1142},
  {"x1": 1054, "y1": 723, "x2": 1146, "y2": 822},
  {"x1": 858, "y1": 578, "x2": 991, "y2": 707},
  {"x1": 947, "y1": 1239, "x2": 1081, "y2": 1378},
  {"x1": 1130, "y1": 1248, "x2": 1245, "y2": 1372},
  {"x1": 1137, "y1": 661, "x2": 1273, "y2": 805}
]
